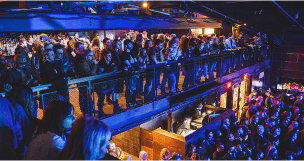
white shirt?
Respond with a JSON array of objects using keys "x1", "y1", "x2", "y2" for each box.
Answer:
[{"x1": 25, "y1": 131, "x2": 66, "y2": 160}]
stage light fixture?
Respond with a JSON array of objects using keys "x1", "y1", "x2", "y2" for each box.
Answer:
[{"x1": 143, "y1": 2, "x2": 147, "y2": 7}]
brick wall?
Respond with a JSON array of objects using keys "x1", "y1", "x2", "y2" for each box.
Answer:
[{"x1": 112, "y1": 126, "x2": 140, "y2": 158}]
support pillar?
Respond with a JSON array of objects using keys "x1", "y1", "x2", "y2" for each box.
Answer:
[
  {"x1": 168, "y1": 112, "x2": 172, "y2": 133},
  {"x1": 226, "y1": 87, "x2": 233, "y2": 109}
]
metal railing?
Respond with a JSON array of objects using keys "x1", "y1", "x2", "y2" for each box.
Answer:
[{"x1": 1, "y1": 46, "x2": 270, "y2": 119}]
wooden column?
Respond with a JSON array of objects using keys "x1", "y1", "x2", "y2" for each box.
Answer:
[
  {"x1": 226, "y1": 87, "x2": 233, "y2": 109},
  {"x1": 168, "y1": 112, "x2": 172, "y2": 132}
]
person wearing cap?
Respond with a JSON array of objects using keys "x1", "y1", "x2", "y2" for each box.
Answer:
[
  {"x1": 0, "y1": 54, "x2": 34, "y2": 93},
  {"x1": 78, "y1": 50, "x2": 97, "y2": 115},
  {"x1": 15, "y1": 39, "x2": 30, "y2": 67}
]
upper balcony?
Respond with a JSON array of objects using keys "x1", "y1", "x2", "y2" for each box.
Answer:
[{"x1": 0, "y1": 45, "x2": 271, "y2": 135}]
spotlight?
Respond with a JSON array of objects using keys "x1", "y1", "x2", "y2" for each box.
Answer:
[
  {"x1": 143, "y1": 2, "x2": 147, "y2": 7},
  {"x1": 244, "y1": 23, "x2": 247, "y2": 26}
]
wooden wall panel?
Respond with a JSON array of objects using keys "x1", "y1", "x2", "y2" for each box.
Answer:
[{"x1": 112, "y1": 126, "x2": 140, "y2": 158}]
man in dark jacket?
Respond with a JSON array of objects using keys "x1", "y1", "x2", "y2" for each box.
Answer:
[
  {"x1": 53, "y1": 44, "x2": 76, "y2": 79},
  {"x1": 39, "y1": 49, "x2": 64, "y2": 108},
  {"x1": 1, "y1": 54, "x2": 34, "y2": 93},
  {"x1": 78, "y1": 50, "x2": 97, "y2": 115},
  {"x1": 40, "y1": 49, "x2": 59, "y2": 84},
  {"x1": 15, "y1": 39, "x2": 30, "y2": 66}
]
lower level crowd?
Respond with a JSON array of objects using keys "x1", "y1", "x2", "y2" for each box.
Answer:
[
  {"x1": 185, "y1": 89, "x2": 304, "y2": 160},
  {"x1": 3, "y1": 79, "x2": 303, "y2": 160}
]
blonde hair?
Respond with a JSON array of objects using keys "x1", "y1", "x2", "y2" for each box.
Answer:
[
  {"x1": 139, "y1": 150, "x2": 148, "y2": 160},
  {"x1": 69, "y1": 39, "x2": 76, "y2": 49},
  {"x1": 60, "y1": 116, "x2": 111, "y2": 160},
  {"x1": 160, "y1": 148, "x2": 170, "y2": 160}
]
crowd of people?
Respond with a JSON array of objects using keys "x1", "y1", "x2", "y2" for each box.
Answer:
[
  {"x1": 184, "y1": 89, "x2": 304, "y2": 160},
  {"x1": 0, "y1": 84, "x2": 114, "y2": 160},
  {"x1": 0, "y1": 30, "x2": 266, "y2": 118}
]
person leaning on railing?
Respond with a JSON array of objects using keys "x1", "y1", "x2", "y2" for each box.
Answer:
[
  {"x1": 78, "y1": 50, "x2": 97, "y2": 115},
  {"x1": 182, "y1": 38, "x2": 196, "y2": 90},
  {"x1": 161, "y1": 38, "x2": 181, "y2": 96},
  {"x1": 121, "y1": 39, "x2": 140, "y2": 107},
  {"x1": 193, "y1": 40, "x2": 208, "y2": 84},
  {"x1": 144, "y1": 39, "x2": 166, "y2": 102},
  {"x1": 95, "y1": 50, "x2": 118, "y2": 117},
  {"x1": 110, "y1": 39, "x2": 124, "y2": 111}
]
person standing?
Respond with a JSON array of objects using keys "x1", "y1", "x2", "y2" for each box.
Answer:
[
  {"x1": 96, "y1": 50, "x2": 118, "y2": 117},
  {"x1": 111, "y1": 39, "x2": 124, "y2": 111},
  {"x1": 15, "y1": 39, "x2": 30, "y2": 66},
  {"x1": 25, "y1": 101, "x2": 75, "y2": 160},
  {"x1": 78, "y1": 50, "x2": 97, "y2": 115},
  {"x1": 121, "y1": 39, "x2": 139, "y2": 107},
  {"x1": 1, "y1": 54, "x2": 34, "y2": 93},
  {"x1": 144, "y1": 39, "x2": 166, "y2": 102},
  {"x1": 224, "y1": 33, "x2": 234, "y2": 50}
]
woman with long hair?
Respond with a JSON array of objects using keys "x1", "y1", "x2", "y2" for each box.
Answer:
[
  {"x1": 6, "y1": 85, "x2": 39, "y2": 153},
  {"x1": 60, "y1": 116, "x2": 111, "y2": 160},
  {"x1": 111, "y1": 39, "x2": 124, "y2": 113},
  {"x1": 137, "y1": 48, "x2": 149, "y2": 95},
  {"x1": 91, "y1": 38, "x2": 101, "y2": 61},
  {"x1": 25, "y1": 100, "x2": 75, "y2": 160}
]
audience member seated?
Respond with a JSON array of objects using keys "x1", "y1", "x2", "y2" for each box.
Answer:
[
  {"x1": 160, "y1": 148, "x2": 171, "y2": 160},
  {"x1": 0, "y1": 97, "x2": 25, "y2": 159},
  {"x1": 6, "y1": 84, "x2": 40, "y2": 157},
  {"x1": 25, "y1": 100, "x2": 75, "y2": 159},
  {"x1": 60, "y1": 116, "x2": 111, "y2": 160}
]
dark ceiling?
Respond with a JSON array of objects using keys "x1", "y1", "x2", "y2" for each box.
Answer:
[{"x1": 1, "y1": 1, "x2": 304, "y2": 35}]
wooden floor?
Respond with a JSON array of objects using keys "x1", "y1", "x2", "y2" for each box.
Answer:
[{"x1": 37, "y1": 71, "x2": 214, "y2": 120}]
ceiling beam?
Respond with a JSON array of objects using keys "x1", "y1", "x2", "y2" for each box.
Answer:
[
  {"x1": 0, "y1": 12, "x2": 222, "y2": 32},
  {"x1": 271, "y1": 0, "x2": 304, "y2": 30}
]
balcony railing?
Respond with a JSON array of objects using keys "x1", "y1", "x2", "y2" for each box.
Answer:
[{"x1": 1, "y1": 46, "x2": 270, "y2": 119}]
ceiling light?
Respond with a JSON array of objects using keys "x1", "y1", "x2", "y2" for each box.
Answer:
[{"x1": 143, "y1": 2, "x2": 147, "y2": 8}]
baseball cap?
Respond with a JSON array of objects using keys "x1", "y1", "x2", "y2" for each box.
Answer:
[{"x1": 14, "y1": 54, "x2": 27, "y2": 64}]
